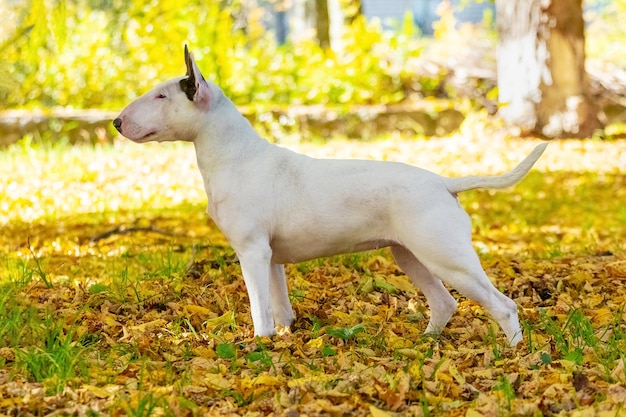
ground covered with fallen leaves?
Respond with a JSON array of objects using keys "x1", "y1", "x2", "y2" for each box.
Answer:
[{"x1": 1, "y1": 123, "x2": 626, "y2": 416}]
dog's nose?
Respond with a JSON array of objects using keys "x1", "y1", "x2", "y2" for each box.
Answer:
[{"x1": 113, "y1": 118, "x2": 122, "y2": 133}]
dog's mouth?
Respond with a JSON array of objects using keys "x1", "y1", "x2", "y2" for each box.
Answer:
[{"x1": 134, "y1": 131, "x2": 157, "y2": 142}]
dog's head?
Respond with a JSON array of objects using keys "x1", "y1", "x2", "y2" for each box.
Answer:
[{"x1": 113, "y1": 45, "x2": 219, "y2": 143}]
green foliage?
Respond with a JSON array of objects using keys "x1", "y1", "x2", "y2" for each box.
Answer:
[
  {"x1": 122, "y1": 392, "x2": 167, "y2": 417},
  {"x1": 216, "y1": 342, "x2": 238, "y2": 360},
  {"x1": 2, "y1": 0, "x2": 624, "y2": 113},
  {"x1": 0, "y1": 288, "x2": 41, "y2": 347},
  {"x1": 493, "y1": 374, "x2": 516, "y2": 413},
  {"x1": 586, "y1": 0, "x2": 626, "y2": 66},
  {"x1": 15, "y1": 326, "x2": 87, "y2": 395},
  {"x1": 326, "y1": 323, "x2": 366, "y2": 340},
  {"x1": 1, "y1": 0, "x2": 430, "y2": 110},
  {"x1": 538, "y1": 308, "x2": 598, "y2": 366},
  {"x1": 1, "y1": 304, "x2": 90, "y2": 395}
]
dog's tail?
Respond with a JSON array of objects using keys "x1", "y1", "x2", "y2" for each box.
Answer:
[{"x1": 443, "y1": 142, "x2": 548, "y2": 194}]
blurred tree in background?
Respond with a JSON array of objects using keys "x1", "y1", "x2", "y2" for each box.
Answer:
[
  {"x1": 496, "y1": 0, "x2": 603, "y2": 138},
  {"x1": 0, "y1": 0, "x2": 426, "y2": 110},
  {"x1": 0, "y1": 0, "x2": 624, "y2": 140}
]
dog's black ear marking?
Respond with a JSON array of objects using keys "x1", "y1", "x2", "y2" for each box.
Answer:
[
  {"x1": 180, "y1": 44, "x2": 196, "y2": 101},
  {"x1": 184, "y1": 44, "x2": 194, "y2": 77}
]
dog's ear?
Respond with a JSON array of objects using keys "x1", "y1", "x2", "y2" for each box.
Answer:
[{"x1": 180, "y1": 45, "x2": 211, "y2": 110}]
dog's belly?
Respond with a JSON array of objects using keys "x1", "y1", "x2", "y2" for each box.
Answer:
[{"x1": 270, "y1": 237, "x2": 398, "y2": 264}]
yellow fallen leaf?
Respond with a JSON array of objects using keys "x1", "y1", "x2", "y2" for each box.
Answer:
[
  {"x1": 465, "y1": 408, "x2": 485, "y2": 417},
  {"x1": 597, "y1": 412, "x2": 623, "y2": 417},
  {"x1": 104, "y1": 314, "x2": 122, "y2": 328},
  {"x1": 330, "y1": 311, "x2": 353, "y2": 323},
  {"x1": 183, "y1": 304, "x2": 212, "y2": 316},
  {"x1": 592, "y1": 308, "x2": 614, "y2": 326},
  {"x1": 82, "y1": 384, "x2": 117, "y2": 399},
  {"x1": 529, "y1": 332, "x2": 548, "y2": 346},
  {"x1": 473, "y1": 369, "x2": 495, "y2": 379},
  {"x1": 384, "y1": 275, "x2": 417, "y2": 295},
  {"x1": 253, "y1": 374, "x2": 282, "y2": 386},
  {"x1": 191, "y1": 346, "x2": 217, "y2": 360},
  {"x1": 0, "y1": 397, "x2": 23, "y2": 409},
  {"x1": 129, "y1": 319, "x2": 167, "y2": 332},
  {"x1": 288, "y1": 374, "x2": 335, "y2": 388},
  {"x1": 355, "y1": 347, "x2": 376, "y2": 357},
  {"x1": 607, "y1": 260, "x2": 626, "y2": 278},
  {"x1": 448, "y1": 362, "x2": 466, "y2": 385},
  {"x1": 0, "y1": 347, "x2": 15, "y2": 362},
  {"x1": 183, "y1": 385, "x2": 208, "y2": 395},
  {"x1": 369, "y1": 405, "x2": 393, "y2": 417},
  {"x1": 202, "y1": 373, "x2": 232, "y2": 389},
  {"x1": 585, "y1": 293, "x2": 604, "y2": 308},
  {"x1": 409, "y1": 363, "x2": 424, "y2": 379},
  {"x1": 305, "y1": 337, "x2": 324, "y2": 350},
  {"x1": 161, "y1": 351, "x2": 181, "y2": 362},
  {"x1": 190, "y1": 356, "x2": 214, "y2": 371},
  {"x1": 153, "y1": 385, "x2": 174, "y2": 396},
  {"x1": 204, "y1": 311, "x2": 236, "y2": 329},
  {"x1": 396, "y1": 348, "x2": 418, "y2": 359},
  {"x1": 204, "y1": 373, "x2": 232, "y2": 390},
  {"x1": 437, "y1": 371, "x2": 454, "y2": 383}
]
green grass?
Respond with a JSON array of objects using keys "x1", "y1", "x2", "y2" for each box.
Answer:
[
  {"x1": 0, "y1": 289, "x2": 89, "y2": 394},
  {"x1": 0, "y1": 288, "x2": 41, "y2": 348},
  {"x1": 14, "y1": 323, "x2": 87, "y2": 394}
]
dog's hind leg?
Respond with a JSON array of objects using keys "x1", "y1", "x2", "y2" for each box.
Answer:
[
  {"x1": 397, "y1": 206, "x2": 522, "y2": 346},
  {"x1": 428, "y1": 256, "x2": 521, "y2": 346},
  {"x1": 391, "y1": 245, "x2": 457, "y2": 335},
  {"x1": 270, "y1": 263, "x2": 295, "y2": 327}
]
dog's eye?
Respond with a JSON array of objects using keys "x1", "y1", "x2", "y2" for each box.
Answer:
[{"x1": 157, "y1": 93, "x2": 167, "y2": 99}]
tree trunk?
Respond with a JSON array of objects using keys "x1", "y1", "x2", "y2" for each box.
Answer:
[
  {"x1": 495, "y1": 0, "x2": 603, "y2": 138},
  {"x1": 288, "y1": 0, "x2": 316, "y2": 44},
  {"x1": 315, "y1": 0, "x2": 331, "y2": 48}
]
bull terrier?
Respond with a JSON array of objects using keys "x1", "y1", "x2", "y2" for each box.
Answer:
[{"x1": 114, "y1": 45, "x2": 547, "y2": 346}]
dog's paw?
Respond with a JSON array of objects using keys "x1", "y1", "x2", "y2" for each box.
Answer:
[
  {"x1": 273, "y1": 309, "x2": 295, "y2": 327},
  {"x1": 253, "y1": 327, "x2": 278, "y2": 338},
  {"x1": 507, "y1": 330, "x2": 523, "y2": 347},
  {"x1": 276, "y1": 324, "x2": 292, "y2": 336}
]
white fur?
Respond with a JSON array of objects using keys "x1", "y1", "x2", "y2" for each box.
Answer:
[{"x1": 114, "y1": 48, "x2": 548, "y2": 346}]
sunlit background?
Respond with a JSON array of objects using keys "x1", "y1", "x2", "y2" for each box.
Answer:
[{"x1": 0, "y1": 0, "x2": 622, "y2": 110}]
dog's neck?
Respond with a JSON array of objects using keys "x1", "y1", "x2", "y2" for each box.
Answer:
[{"x1": 193, "y1": 93, "x2": 269, "y2": 185}]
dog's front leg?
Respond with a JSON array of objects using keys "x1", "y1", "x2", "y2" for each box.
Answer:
[
  {"x1": 238, "y1": 245, "x2": 276, "y2": 336},
  {"x1": 270, "y1": 264, "x2": 295, "y2": 327}
]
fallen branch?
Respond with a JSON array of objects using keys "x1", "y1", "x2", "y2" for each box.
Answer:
[{"x1": 89, "y1": 225, "x2": 173, "y2": 243}]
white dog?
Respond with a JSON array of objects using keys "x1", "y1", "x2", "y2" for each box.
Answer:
[{"x1": 114, "y1": 46, "x2": 547, "y2": 346}]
